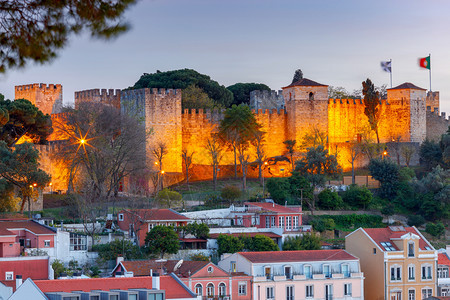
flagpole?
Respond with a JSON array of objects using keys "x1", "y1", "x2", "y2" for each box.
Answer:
[
  {"x1": 390, "y1": 59, "x2": 392, "y2": 88},
  {"x1": 429, "y1": 53, "x2": 432, "y2": 92}
]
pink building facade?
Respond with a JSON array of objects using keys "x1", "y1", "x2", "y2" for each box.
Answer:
[{"x1": 219, "y1": 250, "x2": 364, "y2": 300}]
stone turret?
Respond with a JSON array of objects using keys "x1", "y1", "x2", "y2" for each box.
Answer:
[{"x1": 15, "y1": 83, "x2": 62, "y2": 115}]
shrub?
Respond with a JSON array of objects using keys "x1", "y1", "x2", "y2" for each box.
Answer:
[
  {"x1": 310, "y1": 218, "x2": 335, "y2": 232},
  {"x1": 369, "y1": 159, "x2": 399, "y2": 199},
  {"x1": 221, "y1": 185, "x2": 241, "y2": 204},
  {"x1": 191, "y1": 253, "x2": 210, "y2": 261},
  {"x1": 93, "y1": 239, "x2": 145, "y2": 262},
  {"x1": 156, "y1": 188, "x2": 182, "y2": 208},
  {"x1": 282, "y1": 234, "x2": 321, "y2": 251},
  {"x1": 342, "y1": 184, "x2": 373, "y2": 209},
  {"x1": 407, "y1": 215, "x2": 426, "y2": 227},
  {"x1": 318, "y1": 189, "x2": 343, "y2": 210},
  {"x1": 425, "y1": 222, "x2": 445, "y2": 238},
  {"x1": 266, "y1": 177, "x2": 291, "y2": 204}
]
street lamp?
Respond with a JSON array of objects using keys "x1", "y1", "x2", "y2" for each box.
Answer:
[
  {"x1": 49, "y1": 182, "x2": 52, "y2": 194},
  {"x1": 382, "y1": 149, "x2": 388, "y2": 160},
  {"x1": 160, "y1": 170, "x2": 165, "y2": 190}
]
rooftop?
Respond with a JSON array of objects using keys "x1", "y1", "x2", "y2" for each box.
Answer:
[
  {"x1": 34, "y1": 275, "x2": 194, "y2": 299},
  {"x1": 238, "y1": 249, "x2": 357, "y2": 263},
  {"x1": 120, "y1": 209, "x2": 190, "y2": 222},
  {"x1": 282, "y1": 78, "x2": 328, "y2": 89},
  {"x1": 118, "y1": 260, "x2": 209, "y2": 278},
  {"x1": 209, "y1": 232, "x2": 282, "y2": 239},
  {"x1": 0, "y1": 220, "x2": 56, "y2": 235},
  {"x1": 438, "y1": 252, "x2": 450, "y2": 266},
  {"x1": 244, "y1": 202, "x2": 302, "y2": 214},
  {"x1": 388, "y1": 82, "x2": 426, "y2": 90},
  {"x1": 361, "y1": 226, "x2": 434, "y2": 251}
]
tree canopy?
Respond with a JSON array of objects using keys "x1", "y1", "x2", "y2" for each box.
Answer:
[
  {"x1": 181, "y1": 85, "x2": 222, "y2": 110},
  {"x1": 132, "y1": 69, "x2": 234, "y2": 108},
  {"x1": 362, "y1": 79, "x2": 381, "y2": 143},
  {"x1": 369, "y1": 159, "x2": 399, "y2": 199},
  {"x1": 0, "y1": 0, "x2": 137, "y2": 73},
  {"x1": 227, "y1": 83, "x2": 271, "y2": 106},
  {"x1": 291, "y1": 69, "x2": 303, "y2": 83},
  {"x1": 217, "y1": 234, "x2": 279, "y2": 256},
  {"x1": 0, "y1": 98, "x2": 52, "y2": 146},
  {"x1": 145, "y1": 225, "x2": 180, "y2": 259},
  {"x1": 282, "y1": 234, "x2": 321, "y2": 251}
]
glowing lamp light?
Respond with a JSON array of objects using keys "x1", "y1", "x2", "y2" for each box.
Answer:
[
  {"x1": 264, "y1": 161, "x2": 268, "y2": 165},
  {"x1": 80, "y1": 139, "x2": 86, "y2": 144},
  {"x1": 29, "y1": 185, "x2": 33, "y2": 188},
  {"x1": 383, "y1": 150, "x2": 388, "y2": 156},
  {"x1": 33, "y1": 183, "x2": 37, "y2": 187},
  {"x1": 49, "y1": 183, "x2": 52, "y2": 186},
  {"x1": 161, "y1": 170, "x2": 165, "y2": 174},
  {"x1": 154, "y1": 162, "x2": 158, "y2": 165}
]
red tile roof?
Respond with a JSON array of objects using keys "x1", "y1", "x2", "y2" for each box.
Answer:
[
  {"x1": 245, "y1": 202, "x2": 302, "y2": 214},
  {"x1": 0, "y1": 220, "x2": 56, "y2": 235},
  {"x1": 121, "y1": 209, "x2": 190, "y2": 221},
  {"x1": 209, "y1": 232, "x2": 282, "y2": 239},
  {"x1": 282, "y1": 78, "x2": 328, "y2": 88},
  {"x1": 239, "y1": 249, "x2": 357, "y2": 263},
  {"x1": 34, "y1": 276, "x2": 194, "y2": 299},
  {"x1": 362, "y1": 227, "x2": 433, "y2": 251},
  {"x1": 119, "y1": 260, "x2": 209, "y2": 278},
  {"x1": 438, "y1": 253, "x2": 450, "y2": 266},
  {"x1": 0, "y1": 228, "x2": 15, "y2": 236},
  {"x1": 388, "y1": 82, "x2": 426, "y2": 90}
]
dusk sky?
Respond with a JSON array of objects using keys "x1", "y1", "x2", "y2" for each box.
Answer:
[{"x1": 1, "y1": 0, "x2": 449, "y2": 113}]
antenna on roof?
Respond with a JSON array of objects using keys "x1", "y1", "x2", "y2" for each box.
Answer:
[{"x1": 173, "y1": 259, "x2": 183, "y2": 272}]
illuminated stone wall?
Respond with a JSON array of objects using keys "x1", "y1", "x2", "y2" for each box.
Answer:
[
  {"x1": 75, "y1": 88, "x2": 121, "y2": 109},
  {"x1": 15, "y1": 84, "x2": 62, "y2": 115}
]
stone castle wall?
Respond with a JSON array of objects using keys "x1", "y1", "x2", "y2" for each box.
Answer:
[
  {"x1": 75, "y1": 88, "x2": 121, "y2": 109},
  {"x1": 15, "y1": 83, "x2": 62, "y2": 115},
  {"x1": 250, "y1": 90, "x2": 284, "y2": 110},
  {"x1": 426, "y1": 107, "x2": 449, "y2": 141},
  {"x1": 426, "y1": 91, "x2": 440, "y2": 113}
]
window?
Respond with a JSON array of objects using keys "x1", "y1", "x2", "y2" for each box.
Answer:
[
  {"x1": 306, "y1": 285, "x2": 314, "y2": 298},
  {"x1": 304, "y1": 265, "x2": 312, "y2": 279},
  {"x1": 238, "y1": 282, "x2": 246, "y2": 295},
  {"x1": 207, "y1": 283, "x2": 214, "y2": 296},
  {"x1": 279, "y1": 216, "x2": 284, "y2": 229},
  {"x1": 438, "y1": 266, "x2": 449, "y2": 278},
  {"x1": 118, "y1": 213, "x2": 124, "y2": 221},
  {"x1": 421, "y1": 288, "x2": 432, "y2": 299},
  {"x1": 325, "y1": 285, "x2": 333, "y2": 300},
  {"x1": 286, "y1": 217, "x2": 292, "y2": 230},
  {"x1": 110, "y1": 295, "x2": 119, "y2": 300},
  {"x1": 70, "y1": 232, "x2": 87, "y2": 251},
  {"x1": 342, "y1": 264, "x2": 350, "y2": 277},
  {"x1": 219, "y1": 282, "x2": 226, "y2": 296},
  {"x1": 44, "y1": 240, "x2": 50, "y2": 247},
  {"x1": 373, "y1": 248, "x2": 377, "y2": 254},
  {"x1": 265, "y1": 216, "x2": 270, "y2": 228},
  {"x1": 422, "y1": 265, "x2": 432, "y2": 280},
  {"x1": 128, "y1": 294, "x2": 137, "y2": 300},
  {"x1": 207, "y1": 266, "x2": 213, "y2": 273},
  {"x1": 408, "y1": 265, "x2": 415, "y2": 280},
  {"x1": 5, "y1": 272, "x2": 13, "y2": 281},
  {"x1": 391, "y1": 291, "x2": 402, "y2": 300},
  {"x1": 271, "y1": 216, "x2": 276, "y2": 228},
  {"x1": 231, "y1": 262, "x2": 236, "y2": 273},
  {"x1": 344, "y1": 283, "x2": 352, "y2": 296},
  {"x1": 286, "y1": 286, "x2": 294, "y2": 300},
  {"x1": 285, "y1": 266, "x2": 292, "y2": 279},
  {"x1": 408, "y1": 242, "x2": 415, "y2": 257},
  {"x1": 148, "y1": 294, "x2": 163, "y2": 300},
  {"x1": 309, "y1": 92, "x2": 314, "y2": 100},
  {"x1": 90, "y1": 296, "x2": 100, "y2": 300},
  {"x1": 391, "y1": 265, "x2": 402, "y2": 281},
  {"x1": 266, "y1": 287, "x2": 274, "y2": 300},
  {"x1": 408, "y1": 289, "x2": 415, "y2": 300},
  {"x1": 293, "y1": 216, "x2": 298, "y2": 230},
  {"x1": 195, "y1": 284, "x2": 203, "y2": 296},
  {"x1": 63, "y1": 297, "x2": 79, "y2": 300},
  {"x1": 148, "y1": 223, "x2": 155, "y2": 230},
  {"x1": 265, "y1": 267, "x2": 272, "y2": 279},
  {"x1": 323, "y1": 264, "x2": 331, "y2": 278}
]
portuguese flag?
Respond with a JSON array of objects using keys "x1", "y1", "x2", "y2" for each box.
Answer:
[{"x1": 419, "y1": 56, "x2": 431, "y2": 69}]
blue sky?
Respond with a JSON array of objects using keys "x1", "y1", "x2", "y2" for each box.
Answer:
[{"x1": 1, "y1": 0, "x2": 449, "y2": 113}]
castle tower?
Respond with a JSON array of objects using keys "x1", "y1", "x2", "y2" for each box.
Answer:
[
  {"x1": 121, "y1": 88, "x2": 182, "y2": 173},
  {"x1": 386, "y1": 82, "x2": 427, "y2": 143},
  {"x1": 426, "y1": 91, "x2": 439, "y2": 114},
  {"x1": 15, "y1": 83, "x2": 63, "y2": 115},
  {"x1": 74, "y1": 88, "x2": 121, "y2": 109},
  {"x1": 282, "y1": 78, "x2": 329, "y2": 143}
]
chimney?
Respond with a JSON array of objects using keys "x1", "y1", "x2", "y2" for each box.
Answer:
[
  {"x1": 116, "y1": 256, "x2": 124, "y2": 265},
  {"x1": 152, "y1": 272, "x2": 160, "y2": 290},
  {"x1": 15, "y1": 275, "x2": 22, "y2": 290}
]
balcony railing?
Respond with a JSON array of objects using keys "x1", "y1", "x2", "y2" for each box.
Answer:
[
  {"x1": 256, "y1": 271, "x2": 359, "y2": 280},
  {"x1": 202, "y1": 296, "x2": 230, "y2": 300}
]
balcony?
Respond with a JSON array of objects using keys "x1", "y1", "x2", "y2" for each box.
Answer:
[{"x1": 202, "y1": 296, "x2": 230, "y2": 300}]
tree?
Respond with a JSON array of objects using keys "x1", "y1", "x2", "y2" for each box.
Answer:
[
  {"x1": 184, "y1": 222, "x2": 210, "y2": 239},
  {"x1": 152, "y1": 142, "x2": 168, "y2": 172},
  {"x1": 145, "y1": 225, "x2": 180, "y2": 259},
  {"x1": 401, "y1": 144, "x2": 416, "y2": 167},
  {"x1": 227, "y1": 83, "x2": 271, "y2": 106},
  {"x1": 181, "y1": 149, "x2": 195, "y2": 184},
  {"x1": 282, "y1": 234, "x2": 321, "y2": 251},
  {"x1": 283, "y1": 140, "x2": 296, "y2": 171},
  {"x1": 182, "y1": 85, "x2": 222, "y2": 110},
  {"x1": 420, "y1": 139, "x2": 442, "y2": 171},
  {"x1": 251, "y1": 235, "x2": 279, "y2": 251},
  {"x1": 347, "y1": 141, "x2": 361, "y2": 184},
  {"x1": 54, "y1": 102, "x2": 148, "y2": 197},
  {"x1": 310, "y1": 218, "x2": 335, "y2": 232},
  {"x1": 93, "y1": 238, "x2": 145, "y2": 263},
  {"x1": 318, "y1": 189, "x2": 343, "y2": 210},
  {"x1": 253, "y1": 130, "x2": 266, "y2": 186},
  {"x1": 217, "y1": 234, "x2": 244, "y2": 257},
  {"x1": 51, "y1": 260, "x2": 66, "y2": 279},
  {"x1": 205, "y1": 135, "x2": 223, "y2": 190},
  {"x1": 328, "y1": 86, "x2": 354, "y2": 99},
  {"x1": 288, "y1": 173, "x2": 314, "y2": 206},
  {"x1": 0, "y1": 142, "x2": 50, "y2": 214},
  {"x1": 0, "y1": 179, "x2": 19, "y2": 212},
  {"x1": 369, "y1": 159, "x2": 399, "y2": 199},
  {"x1": 221, "y1": 185, "x2": 241, "y2": 205},
  {"x1": 218, "y1": 104, "x2": 261, "y2": 190},
  {"x1": 132, "y1": 69, "x2": 233, "y2": 108},
  {"x1": 291, "y1": 69, "x2": 303, "y2": 84},
  {"x1": 156, "y1": 188, "x2": 182, "y2": 208},
  {"x1": 266, "y1": 177, "x2": 291, "y2": 204},
  {"x1": 0, "y1": 0, "x2": 136, "y2": 73},
  {"x1": 300, "y1": 127, "x2": 327, "y2": 150},
  {"x1": 362, "y1": 79, "x2": 381, "y2": 143},
  {"x1": 295, "y1": 145, "x2": 342, "y2": 210},
  {"x1": 425, "y1": 222, "x2": 445, "y2": 238},
  {"x1": 0, "y1": 98, "x2": 52, "y2": 146},
  {"x1": 75, "y1": 189, "x2": 105, "y2": 248},
  {"x1": 342, "y1": 184, "x2": 373, "y2": 209}
]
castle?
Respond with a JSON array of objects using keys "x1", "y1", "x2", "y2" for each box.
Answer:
[{"x1": 14, "y1": 78, "x2": 449, "y2": 193}]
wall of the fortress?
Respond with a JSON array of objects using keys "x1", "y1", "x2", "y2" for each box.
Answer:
[
  {"x1": 426, "y1": 108, "x2": 449, "y2": 142},
  {"x1": 15, "y1": 83, "x2": 62, "y2": 115},
  {"x1": 250, "y1": 90, "x2": 284, "y2": 110},
  {"x1": 426, "y1": 91, "x2": 440, "y2": 113},
  {"x1": 34, "y1": 142, "x2": 70, "y2": 193},
  {"x1": 75, "y1": 88, "x2": 121, "y2": 109}
]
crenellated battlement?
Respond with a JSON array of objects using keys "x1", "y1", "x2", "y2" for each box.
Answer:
[
  {"x1": 328, "y1": 98, "x2": 392, "y2": 105},
  {"x1": 250, "y1": 89, "x2": 284, "y2": 111},
  {"x1": 427, "y1": 106, "x2": 448, "y2": 119},
  {"x1": 75, "y1": 88, "x2": 120, "y2": 99},
  {"x1": 15, "y1": 83, "x2": 61, "y2": 92}
]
